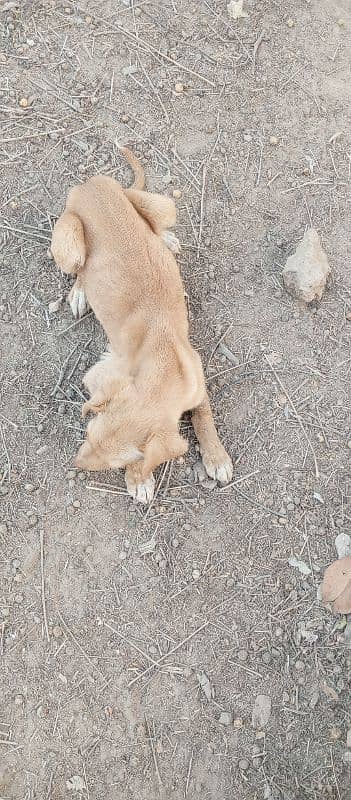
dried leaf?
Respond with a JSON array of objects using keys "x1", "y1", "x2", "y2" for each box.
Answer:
[
  {"x1": 288, "y1": 556, "x2": 311, "y2": 576},
  {"x1": 227, "y1": 0, "x2": 248, "y2": 21},
  {"x1": 335, "y1": 533, "x2": 351, "y2": 560},
  {"x1": 321, "y1": 557, "x2": 351, "y2": 612},
  {"x1": 197, "y1": 671, "x2": 214, "y2": 701},
  {"x1": 320, "y1": 682, "x2": 339, "y2": 702},
  {"x1": 66, "y1": 775, "x2": 85, "y2": 792}
]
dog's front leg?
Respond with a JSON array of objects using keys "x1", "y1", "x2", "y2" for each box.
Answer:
[
  {"x1": 125, "y1": 462, "x2": 155, "y2": 505},
  {"x1": 191, "y1": 393, "x2": 233, "y2": 484},
  {"x1": 68, "y1": 275, "x2": 90, "y2": 319}
]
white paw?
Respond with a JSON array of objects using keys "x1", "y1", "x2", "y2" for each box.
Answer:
[
  {"x1": 126, "y1": 473, "x2": 155, "y2": 505},
  {"x1": 202, "y1": 453, "x2": 233, "y2": 484},
  {"x1": 162, "y1": 230, "x2": 181, "y2": 255},
  {"x1": 68, "y1": 285, "x2": 89, "y2": 319}
]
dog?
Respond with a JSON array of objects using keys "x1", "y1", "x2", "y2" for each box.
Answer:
[{"x1": 51, "y1": 146, "x2": 233, "y2": 503}]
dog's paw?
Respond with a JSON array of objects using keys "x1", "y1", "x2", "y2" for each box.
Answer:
[
  {"x1": 125, "y1": 472, "x2": 155, "y2": 505},
  {"x1": 202, "y1": 449, "x2": 233, "y2": 484},
  {"x1": 68, "y1": 285, "x2": 89, "y2": 319},
  {"x1": 162, "y1": 230, "x2": 181, "y2": 255}
]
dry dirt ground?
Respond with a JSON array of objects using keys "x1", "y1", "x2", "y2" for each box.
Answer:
[{"x1": 1, "y1": 1, "x2": 351, "y2": 798}]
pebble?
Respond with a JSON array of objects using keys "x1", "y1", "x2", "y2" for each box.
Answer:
[
  {"x1": 27, "y1": 514, "x2": 38, "y2": 527},
  {"x1": 269, "y1": 135, "x2": 279, "y2": 145},
  {"x1": 343, "y1": 752, "x2": 351, "y2": 765},
  {"x1": 345, "y1": 311, "x2": 351, "y2": 322},
  {"x1": 252, "y1": 694, "x2": 271, "y2": 729},
  {"x1": 347, "y1": 729, "x2": 351, "y2": 748},
  {"x1": 19, "y1": 97, "x2": 29, "y2": 108},
  {"x1": 172, "y1": 189, "x2": 182, "y2": 199},
  {"x1": 219, "y1": 711, "x2": 232, "y2": 726},
  {"x1": 14, "y1": 593, "x2": 24, "y2": 604},
  {"x1": 192, "y1": 569, "x2": 200, "y2": 581},
  {"x1": 287, "y1": 18, "x2": 294, "y2": 27},
  {"x1": 72, "y1": 500, "x2": 80, "y2": 509},
  {"x1": 283, "y1": 228, "x2": 330, "y2": 304},
  {"x1": 172, "y1": 537, "x2": 179, "y2": 548},
  {"x1": 52, "y1": 625, "x2": 63, "y2": 639},
  {"x1": 239, "y1": 758, "x2": 250, "y2": 771},
  {"x1": 262, "y1": 651, "x2": 272, "y2": 664},
  {"x1": 347, "y1": 440, "x2": 351, "y2": 449},
  {"x1": 295, "y1": 660, "x2": 305, "y2": 671},
  {"x1": 119, "y1": 551, "x2": 127, "y2": 561},
  {"x1": 66, "y1": 470, "x2": 76, "y2": 480},
  {"x1": 24, "y1": 483, "x2": 35, "y2": 493},
  {"x1": 14, "y1": 694, "x2": 24, "y2": 705},
  {"x1": 175, "y1": 82, "x2": 184, "y2": 93},
  {"x1": 238, "y1": 649, "x2": 248, "y2": 662}
]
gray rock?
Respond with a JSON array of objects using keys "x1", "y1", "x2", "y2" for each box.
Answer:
[
  {"x1": 282, "y1": 228, "x2": 330, "y2": 303},
  {"x1": 252, "y1": 694, "x2": 271, "y2": 729},
  {"x1": 219, "y1": 711, "x2": 232, "y2": 726}
]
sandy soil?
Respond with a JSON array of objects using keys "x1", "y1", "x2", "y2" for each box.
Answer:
[{"x1": 1, "y1": 1, "x2": 351, "y2": 798}]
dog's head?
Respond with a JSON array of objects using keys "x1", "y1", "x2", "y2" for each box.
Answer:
[{"x1": 74, "y1": 376, "x2": 188, "y2": 474}]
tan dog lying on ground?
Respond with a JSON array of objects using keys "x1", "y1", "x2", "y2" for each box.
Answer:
[{"x1": 51, "y1": 146, "x2": 233, "y2": 503}]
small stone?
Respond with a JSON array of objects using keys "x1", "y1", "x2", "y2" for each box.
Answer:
[
  {"x1": 238, "y1": 649, "x2": 248, "y2": 662},
  {"x1": 172, "y1": 537, "x2": 179, "y2": 548},
  {"x1": 282, "y1": 228, "x2": 330, "y2": 303},
  {"x1": 19, "y1": 97, "x2": 29, "y2": 108},
  {"x1": 14, "y1": 593, "x2": 24, "y2": 604},
  {"x1": 295, "y1": 660, "x2": 305, "y2": 671},
  {"x1": 72, "y1": 500, "x2": 80, "y2": 509},
  {"x1": 192, "y1": 569, "x2": 201, "y2": 581},
  {"x1": 269, "y1": 135, "x2": 279, "y2": 145},
  {"x1": 343, "y1": 752, "x2": 351, "y2": 765},
  {"x1": 239, "y1": 758, "x2": 250, "y2": 771},
  {"x1": 345, "y1": 310, "x2": 351, "y2": 322},
  {"x1": 85, "y1": 15, "x2": 92, "y2": 23},
  {"x1": 24, "y1": 483, "x2": 35, "y2": 493},
  {"x1": 233, "y1": 717, "x2": 244, "y2": 729},
  {"x1": 28, "y1": 514, "x2": 38, "y2": 527},
  {"x1": 252, "y1": 694, "x2": 271, "y2": 729},
  {"x1": 330, "y1": 726, "x2": 342, "y2": 740},
  {"x1": 122, "y1": 64, "x2": 138, "y2": 76},
  {"x1": 172, "y1": 189, "x2": 182, "y2": 199},
  {"x1": 262, "y1": 651, "x2": 272, "y2": 664},
  {"x1": 52, "y1": 625, "x2": 63, "y2": 638},
  {"x1": 121, "y1": 113, "x2": 129, "y2": 123},
  {"x1": 219, "y1": 711, "x2": 232, "y2": 726},
  {"x1": 14, "y1": 694, "x2": 24, "y2": 705},
  {"x1": 119, "y1": 551, "x2": 127, "y2": 561},
  {"x1": 347, "y1": 729, "x2": 351, "y2": 748},
  {"x1": 175, "y1": 82, "x2": 184, "y2": 93},
  {"x1": 347, "y1": 440, "x2": 351, "y2": 449},
  {"x1": 287, "y1": 18, "x2": 294, "y2": 27}
]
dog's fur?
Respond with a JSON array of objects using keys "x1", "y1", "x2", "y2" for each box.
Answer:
[{"x1": 51, "y1": 147, "x2": 233, "y2": 502}]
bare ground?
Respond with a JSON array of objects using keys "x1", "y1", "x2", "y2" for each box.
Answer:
[{"x1": 1, "y1": 1, "x2": 351, "y2": 798}]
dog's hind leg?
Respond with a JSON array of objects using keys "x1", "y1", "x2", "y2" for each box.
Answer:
[
  {"x1": 125, "y1": 189, "x2": 176, "y2": 235},
  {"x1": 51, "y1": 211, "x2": 86, "y2": 274},
  {"x1": 192, "y1": 393, "x2": 233, "y2": 484}
]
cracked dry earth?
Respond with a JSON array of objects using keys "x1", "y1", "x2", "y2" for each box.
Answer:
[{"x1": 1, "y1": 1, "x2": 351, "y2": 798}]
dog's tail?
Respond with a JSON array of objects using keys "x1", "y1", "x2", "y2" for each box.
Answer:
[{"x1": 117, "y1": 143, "x2": 145, "y2": 190}]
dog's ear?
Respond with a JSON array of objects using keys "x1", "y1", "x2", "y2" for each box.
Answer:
[
  {"x1": 51, "y1": 211, "x2": 86, "y2": 274},
  {"x1": 82, "y1": 377, "x2": 131, "y2": 418},
  {"x1": 142, "y1": 431, "x2": 188, "y2": 475}
]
